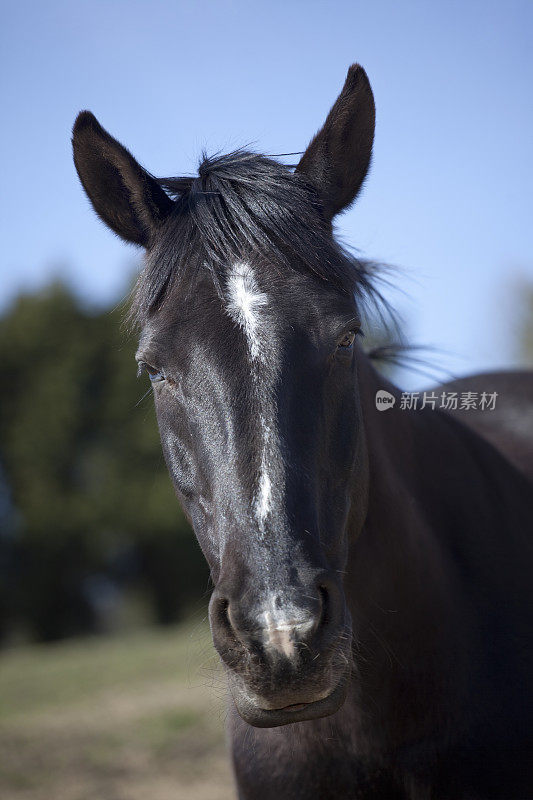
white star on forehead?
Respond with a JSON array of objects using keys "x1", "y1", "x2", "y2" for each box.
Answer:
[
  {"x1": 224, "y1": 262, "x2": 279, "y2": 534},
  {"x1": 226, "y1": 262, "x2": 268, "y2": 361}
]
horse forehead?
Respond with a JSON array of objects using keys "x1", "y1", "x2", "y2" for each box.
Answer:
[
  {"x1": 139, "y1": 260, "x2": 333, "y2": 366},
  {"x1": 224, "y1": 262, "x2": 273, "y2": 361},
  {"x1": 142, "y1": 262, "x2": 275, "y2": 342}
]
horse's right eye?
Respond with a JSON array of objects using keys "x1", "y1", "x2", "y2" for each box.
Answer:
[
  {"x1": 138, "y1": 362, "x2": 165, "y2": 382},
  {"x1": 148, "y1": 368, "x2": 165, "y2": 383}
]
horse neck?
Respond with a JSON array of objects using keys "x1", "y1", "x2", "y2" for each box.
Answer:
[
  {"x1": 352, "y1": 348, "x2": 532, "y2": 593},
  {"x1": 344, "y1": 350, "x2": 533, "y2": 747},
  {"x1": 344, "y1": 351, "x2": 475, "y2": 738},
  {"x1": 352, "y1": 347, "x2": 432, "y2": 551}
]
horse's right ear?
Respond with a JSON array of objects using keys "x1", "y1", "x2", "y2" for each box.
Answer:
[
  {"x1": 72, "y1": 111, "x2": 174, "y2": 247},
  {"x1": 296, "y1": 65, "x2": 375, "y2": 222}
]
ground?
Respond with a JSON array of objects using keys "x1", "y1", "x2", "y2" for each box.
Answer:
[{"x1": 0, "y1": 618, "x2": 236, "y2": 800}]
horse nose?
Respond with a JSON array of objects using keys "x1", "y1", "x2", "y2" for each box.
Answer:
[
  {"x1": 253, "y1": 604, "x2": 320, "y2": 659},
  {"x1": 209, "y1": 574, "x2": 342, "y2": 663}
]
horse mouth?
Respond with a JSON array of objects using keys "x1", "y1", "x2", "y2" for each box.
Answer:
[{"x1": 228, "y1": 671, "x2": 349, "y2": 728}]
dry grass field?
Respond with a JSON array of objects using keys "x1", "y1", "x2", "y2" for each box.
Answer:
[{"x1": 0, "y1": 620, "x2": 236, "y2": 800}]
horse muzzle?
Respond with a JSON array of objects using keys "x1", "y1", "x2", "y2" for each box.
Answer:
[
  {"x1": 209, "y1": 571, "x2": 352, "y2": 727},
  {"x1": 227, "y1": 661, "x2": 350, "y2": 727}
]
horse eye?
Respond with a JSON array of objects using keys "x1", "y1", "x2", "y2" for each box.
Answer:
[
  {"x1": 338, "y1": 331, "x2": 356, "y2": 349},
  {"x1": 148, "y1": 368, "x2": 165, "y2": 383},
  {"x1": 138, "y1": 361, "x2": 165, "y2": 382}
]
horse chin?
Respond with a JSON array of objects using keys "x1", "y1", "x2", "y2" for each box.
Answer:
[{"x1": 228, "y1": 669, "x2": 350, "y2": 728}]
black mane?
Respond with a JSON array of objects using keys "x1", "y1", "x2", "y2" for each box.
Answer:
[{"x1": 129, "y1": 150, "x2": 387, "y2": 324}]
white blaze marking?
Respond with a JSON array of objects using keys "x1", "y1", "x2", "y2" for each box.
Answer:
[
  {"x1": 225, "y1": 263, "x2": 277, "y2": 533},
  {"x1": 263, "y1": 610, "x2": 296, "y2": 659},
  {"x1": 255, "y1": 468, "x2": 272, "y2": 526},
  {"x1": 226, "y1": 262, "x2": 268, "y2": 361},
  {"x1": 261, "y1": 596, "x2": 315, "y2": 660},
  {"x1": 254, "y1": 414, "x2": 273, "y2": 525}
]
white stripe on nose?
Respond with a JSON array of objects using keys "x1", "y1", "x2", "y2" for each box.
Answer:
[
  {"x1": 224, "y1": 262, "x2": 280, "y2": 538},
  {"x1": 260, "y1": 601, "x2": 317, "y2": 659}
]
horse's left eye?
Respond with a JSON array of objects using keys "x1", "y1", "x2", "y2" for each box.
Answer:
[{"x1": 338, "y1": 331, "x2": 356, "y2": 349}]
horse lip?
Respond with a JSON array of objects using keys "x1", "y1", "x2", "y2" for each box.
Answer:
[
  {"x1": 229, "y1": 671, "x2": 349, "y2": 728},
  {"x1": 256, "y1": 685, "x2": 331, "y2": 711}
]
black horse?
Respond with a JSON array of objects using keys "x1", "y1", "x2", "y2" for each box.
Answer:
[{"x1": 73, "y1": 65, "x2": 533, "y2": 799}]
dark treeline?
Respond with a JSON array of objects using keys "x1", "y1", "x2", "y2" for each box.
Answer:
[{"x1": 0, "y1": 282, "x2": 209, "y2": 643}]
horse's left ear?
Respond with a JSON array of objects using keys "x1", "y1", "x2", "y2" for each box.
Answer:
[{"x1": 296, "y1": 64, "x2": 375, "y2": 222}]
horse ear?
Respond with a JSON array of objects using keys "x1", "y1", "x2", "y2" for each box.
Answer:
[
  {"x1": 296, "y1": 64, "x2": 375, "y2": 222},
  {"x1": 72, "y1": 111, "x2": 174, "y2": 247}
]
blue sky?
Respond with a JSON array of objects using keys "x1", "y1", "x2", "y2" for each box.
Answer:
[{"x1": 1, "y1": 0, "x2": 532, "y2": 386}]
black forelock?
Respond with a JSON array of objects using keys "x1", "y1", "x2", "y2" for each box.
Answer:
[{"x1": 129, "y1": 149, "x2": 388, "y2": 326}]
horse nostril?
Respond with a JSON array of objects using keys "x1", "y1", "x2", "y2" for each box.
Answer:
[
  {"x1": 213, "y1": 595, "x2": 229, "y2": 626},
  {"x1": 225, "y1": 601, "x2": 243, "y2": 641},
  {"x1": 318, "y1": 584, "x2": 330, "y2": 628},
  {"x1": 313, "y1": 574, "x2": 345, "y2": 649},
  {"x1": 219, "y1": 599, "x2": 231, "y2": 629},
  {"x1": 210, "y1": 592, "x2": 239, "y2": 645}
]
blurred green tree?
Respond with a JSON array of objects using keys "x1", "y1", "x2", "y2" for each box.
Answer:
[{"x1": 0, "y1": 283, "x2": 208, "y2": 642}]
